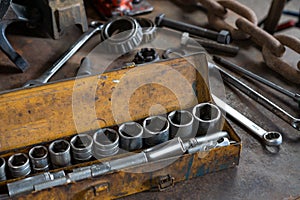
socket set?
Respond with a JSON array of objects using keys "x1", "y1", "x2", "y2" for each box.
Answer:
[
  {"x1": 0, "y1": 54, "x2": 241, "y2": 199},
  {"x1": 0, "y1": 102, "x2": 228, "y2": 182},
  {"x1": 0, "y1": 102, "x2": 236, "y2": 198}
]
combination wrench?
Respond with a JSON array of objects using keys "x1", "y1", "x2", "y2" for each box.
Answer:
[
  {"x1": 22, "y1": 21, "x2": 103, "y2": 87},
  {"x1": 209, "y1": 62, "x2": 300, "y2": 131},
  {"x1": 212, "y1": 94, "x2": 282, "y2": 146}
]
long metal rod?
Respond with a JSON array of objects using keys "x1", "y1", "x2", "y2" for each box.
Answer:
[
  {"x1": 213, "y1": 56, "x2": 299, "y2": 102},
  {"x1": 209, "y1": 62, "x2": 300, "y2": 131}
]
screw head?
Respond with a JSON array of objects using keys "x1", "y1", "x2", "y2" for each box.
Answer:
[{"x1": 217, "y1": 30, "x2": 231, "y2": 44}]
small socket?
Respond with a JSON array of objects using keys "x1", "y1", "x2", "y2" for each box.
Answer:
[
  {"x1": 49, "y1": 140, "x2": 71, "y2": 168},
  {"x1": 70, "y1": 134, "x2": 93, "y2": 162},
  {"x1": 29, "y1": 146, "x2": 49, "y2": 172},
  {"x1": 8, "y1": 153, "x2": 31, "y2": 178}
]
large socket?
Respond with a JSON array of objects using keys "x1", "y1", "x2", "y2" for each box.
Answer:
[
  {"x1": 192, "y1": 103, "x2": 222, "y2": 136},
  {"x1": 168, "y1": 110, "x2": 195, "y2": 140},
  {"x1": 93, "y1": 128, "x2": 119, "y2": 158},
  {"x1": 143, "y1": 116, "x2": 170, "y2": 147},
  {"x1": 118, "y1": 122, "x2": 143, "y2": 151}
]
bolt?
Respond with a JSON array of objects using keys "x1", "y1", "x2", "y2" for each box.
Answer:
[
  {"x1": 155, "y1": 14, "x2": 231, "y2": 44},
  {"x1": 181, "y1": 32, "x2": 239, "y2": 55}
]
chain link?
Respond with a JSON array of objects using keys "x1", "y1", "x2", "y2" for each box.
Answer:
[{"x1": 199, "y1": 0, "x2": 300, "y2": 84}]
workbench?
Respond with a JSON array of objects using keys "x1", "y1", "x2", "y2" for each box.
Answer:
[{"x1": 0, "y1": 0, "x2": 299, "y2": 199}]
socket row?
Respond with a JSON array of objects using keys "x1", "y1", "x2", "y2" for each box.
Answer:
[{"x1": 0, "y1": 102, "x2": 222, "y2": 181}]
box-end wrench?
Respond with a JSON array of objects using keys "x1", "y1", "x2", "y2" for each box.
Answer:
[
  {"x1": 212, "y1": 94, "x2": 282, "y2": 146},
  {"x1": 22, "y1": 21, "x2": 103, "y2": 88},
  {"x1": 208, "y1": 62, "x2": 300, "y2": 131}
]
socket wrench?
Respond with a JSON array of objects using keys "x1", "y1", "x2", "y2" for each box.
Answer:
[
  {"x1": 28, "y1": 146, "x2": 49, "y2": 172},
  {"x1": 49, "y1": 140, "x2": 71, "y2": 168},
  {"x1": 168, "y1": 110, "x2": 195, "y2": 140},
  {"x1": 213, "y1": 94, "x2": 282, "y2": 146},
  {"x1": 192, "y1": 102, "x2": 222, "y2": 136},
  {"x1": 22, "y1": 21, "x2": 103, "y2": 87},
  {"x1": 209, "y1": 63, "x2": 300, "y2": 131},
  {"x1": 8, "y1": 153, "x2": 31, "y2": 178},
  {"x1": 143, "y1": 116, "x2": 170, "y2": 147},
  {"x1": 70, "y1": 134, "x2": 93, "y2": 162},
  {"x1": 93, "y1": 128, "x2": 120, "y2": 158},
  {"x1": 118, "y1": 122, "x2": 143, "y2": 151}
]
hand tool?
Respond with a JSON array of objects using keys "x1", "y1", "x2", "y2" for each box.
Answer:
[
  {"x1": 70, "y1": 134, "x2": 93, "y2": 162},
  {"x1": 7, "y1": 171, "x2": 65, "y2": 197},
  {"x1": 8, "y1": 153, "x2": 31, "y2": 178},
  {"x1": 192, "y1": 102, "x2": 222, "y2": 136},
  {"x1": 213, "y1": 56, "x2": 300, "y2": 109},
  {"x1": 101, "y1": 16, "x2": 143, "y2": 54},
  {"x1": 155, "y1": 14, "x2": 231, "y2": 44},
  {"x1": 168, "y1": 110, "x2": 195, "y2": 140},
  {"x1": 118, "y1": 122, "x2": 143, "y2": 151},
  {"x1": 28, "y1": 146, "x2": 49, "y2": 172},
  {"x1": 93, "y1": 128, "x2": 119, "y2": 158},
  {"x1": 49, "y1": 140, "x2": 71, "y2": 168},
  {"x1": 212, "y1": 94, "x2": 282, "y2": 146},
  {"x1": 209, "y1": 62, "x2": 300, "y2": 131},
  {"x1": 32, "y1": 131, "x2": 229, "y2": 193},
  {"x1": 0, "y1": 158, "x2": 6, "y2": 181},
  {"x1": 181, "y1": 32, "x2": 239, "y2": 55},
  {"x1": 143, "y1": 115, "x2": 170, "y2": 147},
  {"x1": 22, "y1": 21, "x2": 104, "y2": 87}
]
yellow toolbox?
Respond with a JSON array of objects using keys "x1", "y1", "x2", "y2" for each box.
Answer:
[{"x1": 0, "y1": 53, "x2": 241, "y2": 199}]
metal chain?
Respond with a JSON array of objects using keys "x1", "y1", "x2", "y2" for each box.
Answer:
[{"x1": 199, "y1": 0, "x2": 300, "y2": 84}]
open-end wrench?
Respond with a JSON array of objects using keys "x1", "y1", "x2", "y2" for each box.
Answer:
[
  {"x1": 22, "y1": 21, "x2": 103, "y2": 87},
  {"x1": 212, "y1": 94, "x2": 282, "y2": 146},
  {"x1": 209, "y1": 62, "x2": 300, "y2": 131}
]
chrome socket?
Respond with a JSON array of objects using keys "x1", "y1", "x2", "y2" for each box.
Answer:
[
  {"x1": 49, "y1": 140, "x2": 71, "y2": 168},
  {"x1": 29, "y1": 146, "x2": 49, "y2": 172},
  {"x1": 70, "y1": 134, "x2": 93, "y2": 162},
  {"x1": 168, "y1": 110, "x2": 195, "y2": 140},
  {"x1": 118, "y1": 122, "x2": 143, "y2": 151},
  {"x1": 0, "y1": 157, "x2": 6, "y2": 181},
  {"x1": 8, "y1": 153, "x2": 31, "y2": 178},
  {"x1": 143, "y1": 116, "x2": 170, "y2": 147},
  {"x1": 192, "y1": 103, "x2": 222, "y2": 136},
  {"x1": 93, "y1": 128, "x2": 119, "y2": 158}
]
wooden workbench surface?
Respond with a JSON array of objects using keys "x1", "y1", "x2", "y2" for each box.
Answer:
[{"x1": 0, "y1": 0, "x2": 299, "y2": 199}]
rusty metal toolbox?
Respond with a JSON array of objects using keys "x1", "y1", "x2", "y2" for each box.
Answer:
[{"x1": 0, "y1": 53, "x2": 241, "y2": 199}]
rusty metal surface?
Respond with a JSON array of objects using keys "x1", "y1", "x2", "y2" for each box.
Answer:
[{"x1": 0, "y1": 0, "x2": 299, "y2": 199}]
